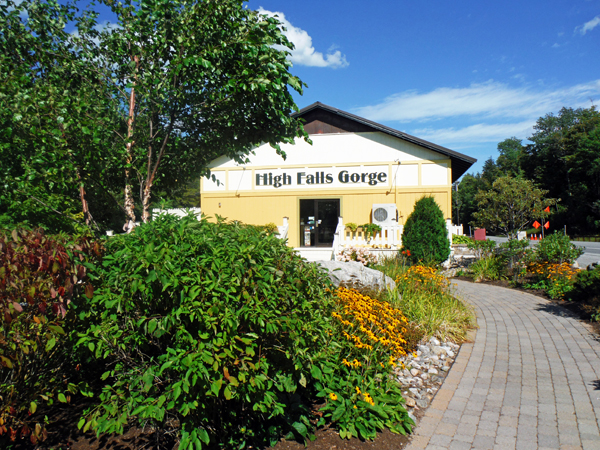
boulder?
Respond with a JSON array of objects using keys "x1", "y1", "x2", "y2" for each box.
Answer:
[
  {"x1": 316, "y1": 261, "x2": 396, "y2": 291},
  {"x1": 587, "y1": 261, "x2": 600, "y2": 271}
]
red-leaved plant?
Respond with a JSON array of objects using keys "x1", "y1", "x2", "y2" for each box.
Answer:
[{"x1": 0, "y1": 228, "x2": 102, "y2": 444}]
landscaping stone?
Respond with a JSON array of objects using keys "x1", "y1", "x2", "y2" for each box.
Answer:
[
  {"x1": 394, "y1": 336, "x2": 460, "y2": 418},
  {"x1": 316, "y1": 260, "x2": 396, "y2": 290},
  {"x1": 587, "y1": 260, "x2": 600, "y2": 270}
]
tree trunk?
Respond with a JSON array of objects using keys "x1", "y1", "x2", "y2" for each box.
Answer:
[{"x1": 123, "y1": 56, "x2": 139, "y2": 233}]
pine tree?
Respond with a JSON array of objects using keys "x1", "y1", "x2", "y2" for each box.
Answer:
[{"x1": 401, "y1": 196, "x2": 450, "y2": 265}]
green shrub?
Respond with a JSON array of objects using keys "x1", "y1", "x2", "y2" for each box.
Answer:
[
  {"x1": 466, "y1": 239, "x2": 496, "y2": 259},
  {"x1": 75, "y1": 215, "x2": 414, "y2": 448},
  {"x1": 535, "y1": 232, "x2": 584, "y2": 264},
  {"x1": 75, "y1": 215, "x2": 337, "y2": 448},
  {"x1": 0, "y1": 228, "x2": 102, "y2": 445},
  {"x1": 566, "y1": 266, "x2": 600, "y2": 304},
  {"x1": 401, "y1": 197, "x2": 450, "y2": 265},
  {"x1": 451, "y1": 234, "x2": 472, "y2": 244},
  {"x1": 497, "y1": 239, "x2": 532, "y2": 282}
]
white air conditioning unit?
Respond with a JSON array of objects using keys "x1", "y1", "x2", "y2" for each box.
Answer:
[{"x1": 372, "y1": 204, "x2": 397, "y2": 226}]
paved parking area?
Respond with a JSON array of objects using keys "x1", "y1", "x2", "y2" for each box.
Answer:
[{"x1": 406, "y1": 280, "x2": 600, "y2": 450}]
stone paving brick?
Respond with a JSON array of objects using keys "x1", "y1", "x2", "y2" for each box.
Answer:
[
  {"x1": 448, "y1": 441, "x2": 471, "y2": 450},
  {"x1": 405, "y1": 281, "x2": 600, "y2": 450}
]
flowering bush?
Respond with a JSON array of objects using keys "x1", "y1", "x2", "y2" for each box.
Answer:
[
  {"x1": 313, "y1": 288, "x2": 414, "y2": 440},
  {"x1": 337, "y1": 246, "x2": 377, "y2": 267},
  {"x1": 526, "y1": 262, "x2": 577, "y2": 299}
]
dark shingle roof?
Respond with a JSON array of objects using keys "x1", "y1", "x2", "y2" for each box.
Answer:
[{"x1": 292, "y1": 102, "x2": 476, "y2": 182}]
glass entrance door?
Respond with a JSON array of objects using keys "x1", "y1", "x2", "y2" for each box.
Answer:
[{"x1": 299, "y1": 199, "x2": 340, "y2": 247}]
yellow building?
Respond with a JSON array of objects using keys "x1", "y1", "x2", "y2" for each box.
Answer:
[{"x1": 200, "y1": 102, "x2": 476, "y2": 250}]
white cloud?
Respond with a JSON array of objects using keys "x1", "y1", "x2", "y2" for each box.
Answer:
[
  {"x1": 258, "y1": 8, "x2": 348, "y2": 69},
  {"x1": 412, "y1": 121, "x2": 535, "y2": 146},
  {"x1": 354, "y1": 80, "x2": 600, "y2": 123},
  {"x1": 576, "y1": 15, "x2": 600, "y2": 35}
]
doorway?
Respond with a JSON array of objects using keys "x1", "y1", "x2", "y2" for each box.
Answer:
[{"x1": 299, "y1": 199, "x2": 340, "y2": 247}]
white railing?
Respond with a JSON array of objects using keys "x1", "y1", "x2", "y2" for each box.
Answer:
[
  {"x1": 335, "y1": 219, "x2": 404, "y2": 249},
  {"x1": 277, "y1": 217, "x2": 289, "y2": 240},
  {"x1": 332, "y1": 217, "x2": 345, "y2": 257},
  {"x1": 449, "y1": 223, "x2": 464, "y2": 236}
]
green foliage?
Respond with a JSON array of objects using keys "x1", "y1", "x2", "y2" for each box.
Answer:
[
  {"x1": 472, "y1": 176, "x2": 557, "y2": 239},
  {"x1": 567, "y1": 267, "x2": 600, "y2": 308},
  {"x1": 401, "y1": 197, "x2": 450, "y2": 265},
  {"x1": 451, "y1": 234, "x2": 472, "y2": 244},
  {"x1": 0, "y1": 0, "x2": 125, "y2": 232},
  {"x1": 373, "y1": 254, "x2": 410, "y2": 281},
  {"x1": 470, "y1": 256, "x2": 504, "y2": 282},
  {"x1": 322, "y1": 287, "x2": 416, "y2": 439},
  {"x1": 525, "y1": 262, "x2": 577, "y2": 300},
  {"x1": 535, "y1": 232, "x2": 584, "y2": 264},
  {"x1": 0, "y1": 228, "x2": 102, "y2": 444},
  {"x1": 1, "y1": 0, "x2": 308, "y2": 231},
  {"x1": 75, "y1": 214, "x2": 339, "y2": 448},
  {"x1": 261, "y1": 222, "x2": 279, "y2": 234},
  {"x1": 312, "y1": 362, "x2": 412, "y2": 440},
  {"x1": 496, "y1": 137, "x2": 525, "y2": 177},
  {"x1": 497, "y1": 239, "x2": 532, "y2": 282},
  {"x1": 467, "y1": 239, "x2": 496, "y2": 259},
  {"x1": 523, "y1": 106, "x2": 600, "y2": 234}
]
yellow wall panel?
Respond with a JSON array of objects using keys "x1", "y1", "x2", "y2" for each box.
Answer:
[{"x1": 201, "y1": 187, "x2": 451, "y2": 247}]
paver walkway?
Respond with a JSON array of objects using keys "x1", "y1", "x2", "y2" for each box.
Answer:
[{"x1": 406, "y1": 280, "x2": 600, "y2": 450}]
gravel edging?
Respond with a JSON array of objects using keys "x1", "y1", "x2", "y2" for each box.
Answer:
[{"x1": 394, "y1": 337, "x2": 461, "y2": 423}]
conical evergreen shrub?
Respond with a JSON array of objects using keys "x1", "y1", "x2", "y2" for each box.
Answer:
[{"x1": 401, "y1": 196, "x2": 450, "y2": 265}]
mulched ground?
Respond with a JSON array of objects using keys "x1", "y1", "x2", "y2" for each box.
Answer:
[
  {"x1": 2, "y1": 402, "x2": 416, "y2": 450},
  {"x1": 4, "y1": 276, "x2": 598, "y2": 450}
]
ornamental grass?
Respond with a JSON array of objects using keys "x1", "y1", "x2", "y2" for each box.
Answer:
[{"x1": 378, "y1": 265, "x2": 474, "y2": 344}]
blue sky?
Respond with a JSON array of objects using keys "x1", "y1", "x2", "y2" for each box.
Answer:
[{"x1": 247, "y1": 0, "x2": 600, "y2": 175}]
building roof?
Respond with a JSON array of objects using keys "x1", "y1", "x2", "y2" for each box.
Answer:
[{"x1": 292, "y1": 102, "x2": 477, "y2": 182}]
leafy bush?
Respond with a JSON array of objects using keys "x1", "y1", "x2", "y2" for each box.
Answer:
[
  {"x1": 497, "y1": 239, "x2": 532, "y2": 282},
  {"x1": 467, "y1": 239, "x2": 496, "y2": 259},
  {"x1": 470, "y1": 256, "x2": 504, "y2": 282},
  {"x1": 75, "y1": 215, "x2": 337, "y2": 448},
  {"x1": 401, "y1": 197, "x2": 450, "y2": 265},
  {"x1": 567, "y1": 266, "x2": 600, "y2": 304},
  {"x1": 0, "y1": 228, "x2": 102, "y2": 445},
  {"x1": 337, "y1": 247, "x2": 377, "y2": 267},
  {"x1": 75, "y1": 215, "x2": 414, "y2": 448},
  {"x1": 451, "y1": 234, "x2": 472, "y2": 245},
  {"x1": 535, "y1": 232, "x2": 584, "y2": 264}
]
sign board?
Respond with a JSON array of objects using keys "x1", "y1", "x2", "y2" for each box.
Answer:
[{"x1": 254, "y1": 166, "x2": 389, "y2": 190}]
